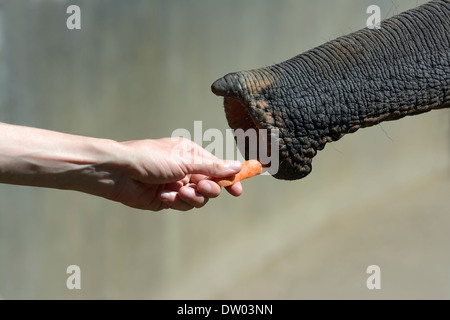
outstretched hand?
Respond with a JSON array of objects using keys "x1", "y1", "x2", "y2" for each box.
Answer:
[
  {"x1": 109, "y1": 138, "x2": 243, "y2": 211},
  {"x1": 0, "y1": 123, "x2": 243, "y2": 212}
]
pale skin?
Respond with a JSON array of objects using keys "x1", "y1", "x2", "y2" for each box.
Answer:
[{"x1": 0, "y1": 122, "x2": 243, "y2": 211}]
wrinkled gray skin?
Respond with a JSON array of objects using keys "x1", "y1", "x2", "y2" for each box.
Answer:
[{"x1": 212, "y1": 0, "x2": 450, "y2": 180}]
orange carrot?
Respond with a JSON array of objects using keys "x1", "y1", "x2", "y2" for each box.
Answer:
[{"x1": 214, "y1": 160, "x2": 263, "y2": 187}]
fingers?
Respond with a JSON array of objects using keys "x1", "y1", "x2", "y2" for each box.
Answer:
[
  {"x1": 196, "y1": 179, "x2": 221, "y2": 198},
  {"x1": 158, "y1": 191, "x2": 196, "y2": 211},
  {"x1": 191, "y1": 174, "x2": 242, "y2": 198},
  {"x1": 157, "y1": 179, "x2": 238, "y2": 211},
  {"x1": 158, "y1": 184, "x2": 209, "y2": 211},
  {"x1": 226, "y1": 182, "x2": 243, "y2": 197},
  {"x1": 155, "y1": 164, "x2": 244, "y2": 212},
  {"x1": 178, "y1": 185, "x2": 209, "y2": 208}
]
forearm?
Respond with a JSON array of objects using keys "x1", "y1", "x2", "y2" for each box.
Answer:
[
  {"x1": 0, "y1": 122, "x2": 244, "y2": 211},
  {"x1": 0, "y1": 122, "x2": 126, "y2": 196}
]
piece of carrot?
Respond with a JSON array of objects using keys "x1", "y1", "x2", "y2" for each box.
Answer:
[{"x1": 214, "y1": 159, "x2": 263, "y2": 187}]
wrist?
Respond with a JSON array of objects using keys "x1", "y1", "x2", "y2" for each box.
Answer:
[{"x1": 58, "y1": 137, "x2": 130, "y2": 196}]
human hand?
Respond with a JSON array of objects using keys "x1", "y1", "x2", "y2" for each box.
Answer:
[{"x1": 104, "y1": 137, "x2": 243, "y2": 211}]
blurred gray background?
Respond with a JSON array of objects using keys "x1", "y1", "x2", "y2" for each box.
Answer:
[{"x1": 0, "y1": 0, "x2": 449, "y2": 299}]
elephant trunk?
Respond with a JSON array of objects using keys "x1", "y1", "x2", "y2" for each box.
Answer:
[{"x1": 211, "y1": 0, "x2": 450, "y2": 180}]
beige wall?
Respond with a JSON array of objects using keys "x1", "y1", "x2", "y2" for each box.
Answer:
[{"x1": 0, "y1": 0, "x2": 448, "y2": 299}]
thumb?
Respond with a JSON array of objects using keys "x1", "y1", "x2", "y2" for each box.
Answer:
[
  {"x1": 185, "y1": 154, "x2": 242, "y2": 178},
  {"x1": 174, "y1": 138, "x2": 242, "y2": 177}
]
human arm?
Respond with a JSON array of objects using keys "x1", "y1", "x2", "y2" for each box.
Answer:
[{"x1": 0, "y1": 122, "x2": 243, "y2": 211}]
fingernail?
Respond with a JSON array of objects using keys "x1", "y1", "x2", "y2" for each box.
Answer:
[
  {"x1": 160, "y1": 192, "x2": 171, "y2": 201},
  {"x1": 184, "y1": 187, "x2": 195, "y2": 197},
  {"x1": 203, "y1": 183, "x2": 211, "y2": 193},
  {"x1": 224, "y1": 161, "x2": 241, "y2": 171}
]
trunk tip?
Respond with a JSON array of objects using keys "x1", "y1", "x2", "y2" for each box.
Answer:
[{"x1": 211, "y1": 76, "x2": 230, "y2": 97}]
